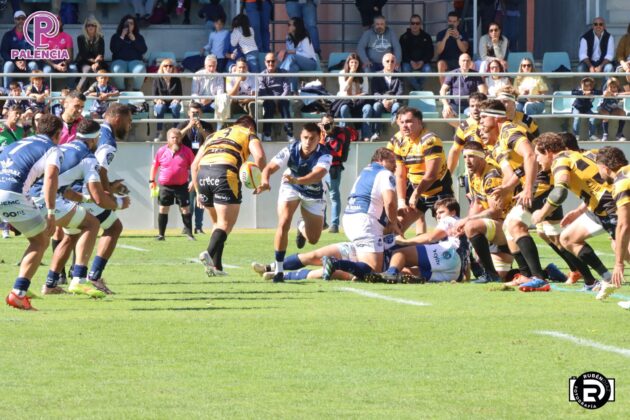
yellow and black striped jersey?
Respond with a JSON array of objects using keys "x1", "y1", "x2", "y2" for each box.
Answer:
[
  {"x1": 387, "y1": 130, "x2": 404, "y2": 152},
  {"x1": 452, "y1": 117, "x2": 482, "y2": 150},
  {"x1": 512, "y1": 110, "x2": 539, "y2": 140},
  {"x1": 394, "y1": 129, "x2": 451, "y2": 197},
  {"x1": 581, "y1": 148, "x2": 599, "y2": 162},
  {"x1": 469, "y1": 161, "x2": 512, "y2": 219},
  {"x1": 551, "y1": 150, "x2": 615, "y2": 216},
  {"x1": 613, "y1": 164, "x2": 630, "y2": 209},
  {"x1": 199, "y1": 125, "x2": 258, "y2": 168},
  {"x1": 495, "y1": 121, "x2": 529, "y2": 173}
]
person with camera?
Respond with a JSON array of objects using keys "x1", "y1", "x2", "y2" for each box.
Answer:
[
  {"x1": 436, "y1": 11, "x2": 469, "y2": 85},
  {"x1": 178, "y1": 102, "x2": 214, "y2": 234},
  {"x1": 319, "y1": 114, "x2": 352, "y2": 233}
]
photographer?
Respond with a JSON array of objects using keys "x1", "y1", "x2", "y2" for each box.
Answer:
[
  {"x1": 178, "y1": 102, "x2": 214, "y2": 234},
  {"x1": 436, "y1": 11, "x2": 469, "y2": 84},
  {"x1": 319, "y1": 114, "x2": 351, "y2": 233}
]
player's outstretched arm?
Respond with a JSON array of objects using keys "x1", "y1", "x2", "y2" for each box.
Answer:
[
  {"x1": 255, "y1": 161, "x2": 280, "y2": 194},
  {"x1": 249, "y1": 138, "x2": 267, "y2": 170},
  {"x1": 613, "y1": 203, "x2": 630, "y2": 287}
]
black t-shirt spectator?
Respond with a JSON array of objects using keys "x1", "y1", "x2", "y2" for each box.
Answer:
[
  {"x1": 177, "y1": 120, "x2": 214, "y2": 154},
  {"x1": 110, "y1": 33, "x2": 147, "y2": 62},
  {"x1": 76, "y1": 34, "x2": 105, "y2": 68},
  {"x1": 399, "y1": 28, "x2": 434, "y2": 64}
]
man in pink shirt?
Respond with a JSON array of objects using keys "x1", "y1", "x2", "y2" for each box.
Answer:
[
  {"x1": 150, "y1": 128, "x2": 196, "y2": 241},
  {"x1": 58, "y1": 91, "x2": 85, "y2": 144},
  {"x1": 42, "y1": 15, "x2": 77, "y2": 76}
]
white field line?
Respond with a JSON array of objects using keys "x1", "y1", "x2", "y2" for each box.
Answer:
[
  {"x1": 338, "y1": 287, "x2": 431, "y2": 307},
  {"x1": 116, "y1": 244, "x2": 149, "y2": 252},
  {"x1": 185, "y1": 258, "x2": 240, "y2": 269},
  {"x1": 535, "y1": 330, "x2": 630, "y2": 358}
]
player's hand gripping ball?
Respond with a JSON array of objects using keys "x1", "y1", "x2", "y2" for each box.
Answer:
[{"x1": 239, "y1": 161, "x2": 262, "y2": 189}]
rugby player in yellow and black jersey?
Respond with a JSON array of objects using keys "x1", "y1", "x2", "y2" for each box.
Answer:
[
  {"x1": 446, "y1": 92, "x2": 487, "y2": 173},
  {"x1": 532, "y1": 133, "x2": 617, "y2": 292},
  {"x1": 191, "y1": 115, "x2": 266, "y2": 276},
  {"x1": 393, "y1": 107, "x2": 453, "y2": 233},
  {"x1": 454, "y1": 141, "x2": 514, "y2": 282},
  {"x1": 386, "y1": 110, "x2": 405, "y2": 152},
  {"x1": 596, "y1": 147, "x2": 630, "y2": 303},
  {"x1": 495, "y1": 86, "x2": 539, "y2": 140}
]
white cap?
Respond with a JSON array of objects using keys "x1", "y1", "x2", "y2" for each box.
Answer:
[{"x1": 14, "y1": 10, "x2": 26, "y2": 19}]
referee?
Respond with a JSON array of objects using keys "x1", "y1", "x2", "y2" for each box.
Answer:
[{"x1": 150, "y1": 128, "x2": 196, "y2": 240}]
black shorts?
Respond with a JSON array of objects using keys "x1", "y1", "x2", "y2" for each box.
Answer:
[
  {"x1": 197, "y1": 164, "x2": 242, "y2": 208},
  {"x1": 597, "y1": 213, "x2": 617, "y2": 240},
  {"x1": 531, "y1": 192, "x2": 564, "y2": 221},
  {"x1": 158, "y1": 184, "x2": 190, "y2": 207},
  {"x1": 406, "y1": 180, "x2": 454, "y2": 217}
]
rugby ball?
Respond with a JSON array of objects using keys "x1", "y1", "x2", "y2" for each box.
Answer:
[{"x1": 239, "y1": 161, "x2": 262, "y2": 189}]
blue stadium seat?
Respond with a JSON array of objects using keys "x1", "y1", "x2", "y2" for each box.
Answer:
[
  {"x1": 327, "y1": 52, "x2": 350, "y2": 73},
  {"x1": 184, "y1": 51, "x2": 200, "y2": 59},
  {"x1": 542, "y1": 52, "x2": 571, "y2": 72},
  {"x1": 118, "y1": 91, "x2": 149, "y2": 120},
  {"x1": 408, "y1": 91, "x2": 439, "y2": 118},
  {"x1": 551, "y1": 91, "x2": 573, "y2": 114},
  {"x1": 507, "y1": 52, "x2": 535, "y2": 73},
  {"x1": 148, "y1": 51, "x2": 177, "y2": 67},
  {"x1": 624, "y1": 97, "x2": 630, "y2": 115}
]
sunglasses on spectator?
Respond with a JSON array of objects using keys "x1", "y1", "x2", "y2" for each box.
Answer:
[
  {"x1": 163, "y1": 63, "x2": 174, "y2": 68},
  {"x1": 265, "y1": 60, "x2": 275, "y2": 63},
  {"x1": 593, "y1": 22, "x2": 604, "y2": 26},
  {"x1": 489, "y1": 28, "x2": 499, "y2": 32},
  {"x1": 86, "y1": 23, "x2": 97, "y2": 28},
  {"x1": 410, "y1": 21, "x2": 421, "y2": 25},
  {"x1": 521, "y1": 63, "x2": 532, "y2": 68},
  {"x1": 15, "y1": 17, "x2": 25, "y2": 21}
]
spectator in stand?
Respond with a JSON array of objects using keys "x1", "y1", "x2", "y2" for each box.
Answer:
[
  {"x1": 150, "y1": 128, "x2": 196, "y2": 241},
  {"x1": 485, "y1": 58, "x2": 511, "y2": 96},
  {"x1": 0, "y1": 105, "x2": 25, "y2": 148},
  {"x1": 75, "y1": 15, "x2": 106, "y2": 92},
  {"x1": 478, "y1": 21, "x2": 508, "y2": 73},
  {"x1": 198, "y1": 0, "x2": 227, "y2": 29},
  {"x1": 279, "y1": 17, "x2": 319, "y2": 93},
  {"x1": 1, "y1": 11, "x2": 38, "y2": 89},
  {"x1": 177, "y1": 102, "x2": 214, "y2": 234},
  {"x1": 332, "y1": 53, "x2": 373, "y2": 141},
  {"x1": 25, "y1": 71, "x2": 49, "y2": 114},
  {"x1": 436, "y1": 11, "x2": 469, "y2": 84},
  {"x1": 319, "y1": 113, "x2": 351, "y2": 233},
  {"x1": 42, "y1": 14, "x2": 78, "y2": 77},
  {"x1": 615, "y1": 23, "x2": 630, "y2": 76},
  {"x1": 357, "y1": 15, "x2": 402, "y2": 72},
  {"x1": 153, "y1": 58, "x2": 183, "y2": 142},
  {"x1": 578, "y1": 17, "x2": 615, "y2": 74},
  {"x1": 285, "y1": 0, "x2": 321, "y2": 55},
  {"x1": 2, "y1": 82, "x2": 29, "y2": 118},
  {"x1": 58, "y1": 90, "x2": 86, "y2": 145},
  {"x1": 370, "y1": 52, "x2": 403, "y2": 141},
  {"x1": 439, "y1": 53, "x2": 486, "y2": 120},
  {"x1": 572, "y1": 76, "x2": 602, "y2": 141},
  {"x1": 355, "y1": 0, "x2": 387, "y2": 29},
  {"x1": 201, "y1": 16, "x2": 229, "y2": 72},
  {"x1": 227, "y1": 14, "x2": 260, "y2": 73},
  {"x1": 226, "y1": 58, "x2": 256, "y2": 117},
  {"x1": 598, "y1": 77, "x2": 626, "y2": 141},
  {"x1": 110, "y1": 15, "x2": 148, "y2": 91},
  {"x1": 130, "y1": 0, "x2": 154, "y2": 21},
  {"x1": 191, "y1": 55, "x2": 225, "y2": 114},
  {"x1": 166, "y1": 0, "x2": 191, "y2": 24},
  {"x1": 84, "y1": 70, "x2": 119, "y2": 119},
  {"x1": 244, "y1": 0, "x2": 272, "y2": 53},
  {"x1": 260, "y1": 52, "x2": 294, "y2": 142},
  {"x1": 399, "y1": 14, "x2": 433, "y2": 91},
  {"x1": 513, "y1": 57, "x2": 548, "y2": 115}
]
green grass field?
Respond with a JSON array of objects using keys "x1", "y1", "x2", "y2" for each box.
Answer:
[{"x1": 1, "y1": 229, "x2": 629, "y2": 418}]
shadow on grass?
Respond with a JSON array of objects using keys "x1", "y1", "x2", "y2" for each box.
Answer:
[{"x1": 130, "y1": 306, "x2": 276, "y2": 311}]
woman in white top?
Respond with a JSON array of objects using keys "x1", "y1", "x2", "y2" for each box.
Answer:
[
  {"x1": 332, "y1": 53, "x2": 373, "y2": 141},
  {"x1": 485, "y1": 58, "x2": 512, "y2": 96},
  {"x1": 478, "y1": 22, "x2": 509, "y2": 73},
  {"x1": 227, "y1": 14, "x2": 260, "y2": 73},
  {"x1": 279, "y1": 17, "x2": 319, "y2": 92},
  {"x1": 513, "y1": 57, "x2": 548, "y2": 115}
]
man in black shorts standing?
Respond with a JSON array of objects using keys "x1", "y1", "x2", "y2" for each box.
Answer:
[{"x1": 150, "y1": 128, "x2": 196, "y2": 240}]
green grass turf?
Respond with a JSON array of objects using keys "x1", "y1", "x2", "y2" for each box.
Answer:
[{"x1": 1, "y1": 230, "x2": 629, "y2": 418}]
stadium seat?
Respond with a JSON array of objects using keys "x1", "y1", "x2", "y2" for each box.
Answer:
[
  {"x1": 408, "y1": 91, "x2": 439, "y2": 118},
  {"x1": 118, "y1": 91, "x2": 149, "y2": 119},
  {"x1": 624, "y1": 97, "x2": 630, "y2": 115},
  {"x1": 507, "y1": 52, "x2": 535, "y2": 73},
  {"x1": 542, "y1": 52, "x2": 571, "y2": 72},
  {"x1": 48, "y1": 91, "x2": 64, "y2": 108},
  {"x1": 148, "y1": 51, "x2": 177, "y2": 67},
  {"x1": 551, "y1": 91, "x2": 573, "y2": 114},
  {"x1": 82, "y1": 97, "x2": 96, "y2": 117},
  {"x1": 327, "y1": 52, "x2": 350, "y2": 73}
]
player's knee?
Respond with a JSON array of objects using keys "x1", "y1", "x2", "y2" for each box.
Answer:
[{"x1": 107, "y1": 219, "x2": 123, "y2": 237}]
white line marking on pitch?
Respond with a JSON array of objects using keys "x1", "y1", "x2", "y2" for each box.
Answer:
[
  {"x1": 117, "y1": 244, "x2": 149, "y2": 252},
  {"x1": 535, "y1": 330, "x2": 630, "y2": 358},
  {"x1": 338, "y1": 287, "x2": 431, "y2": 306},
  {"x1": 185, "y1": 258, "x2": 240, "y2": 268}
]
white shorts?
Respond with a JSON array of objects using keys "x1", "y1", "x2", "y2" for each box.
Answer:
[
  {"x1": 570, "y1": 211, "x2": 607, "y2": 237},
  {"x1": 81, "y1": 202, "x2": 119, "y2": 231},
  {"x1": 491, "y1": 253, "x2": 513, "y2": 273},
  {"x1": 342, "y1": 213, "x2": 385, "y2": 242},
  {"x1": 0, "y1": 190, "x2": 46, "y2": 238},
  {"x1": 418, "y1": 243, "x2": 462, "y2": 282},
  {"x1": 535, "y1": 221, "x2": 563, "y2": 236},
  {"x1": 278, "y1": 182, "x2": 325, "y2": 217},
  {"x1": 503, "y1": 205, "x2": 532, "y2": 241},
  {"x1": 336, "y1": 242, "x2": 358, "y2": 262},
  {"x1": 33, "y1": 196, "x2": 77, "y2": 220}
]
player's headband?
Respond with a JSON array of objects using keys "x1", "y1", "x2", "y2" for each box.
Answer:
[
  {"x1": 77, "y1": 131, "x2": 100, "y2": 139},
  {"x1": 496, "y1": 92, "x2": 516, "y2": 102},
  {"x1": 463, "y1": 149, "x2": 486, "y2": 159},
  {"x1": 480, "y1": 109, "x2": 506, "y2": 117}
]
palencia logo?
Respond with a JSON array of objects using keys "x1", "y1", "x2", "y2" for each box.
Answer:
[
  {"x1": 569, "y1": 371, "x2": 615, "y2": 409},
  {"x1": 11, "y1": 11, "x2": 69, "y2": 61}
]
